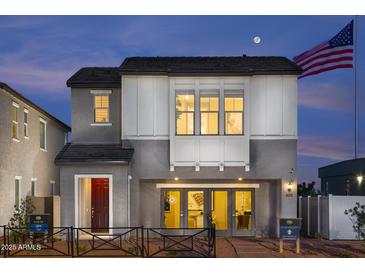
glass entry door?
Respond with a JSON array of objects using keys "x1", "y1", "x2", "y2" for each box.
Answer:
[
  {"x1": 187, "y1": 190, "x2": 205, "y2": 229},
  {"x1": 232, "y1": 190, "x2": 254, "y2": 236},
  {"x1": 163, "y1": 190, "x2": 182, "y2": 228}
]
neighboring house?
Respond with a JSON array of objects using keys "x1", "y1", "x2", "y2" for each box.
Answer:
[
  {"x1": 57, "y1": 56, "x2": 301, "y2": 237},
  {"x1": 319, "y1": 158, "x2": 365, "y2": 195},
  {"x1": 0, "y1": 82, "x2": 71, "y2": 227}
]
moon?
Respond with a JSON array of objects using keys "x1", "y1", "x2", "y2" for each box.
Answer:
[{"x1": 253, "y1": 36, "x2": 261, "y2": 44}]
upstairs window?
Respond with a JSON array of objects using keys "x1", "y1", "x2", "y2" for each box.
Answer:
[
  {"x1": 24, "y1": 109, "x2": 29, "y2": 138},
  {"x1": 176, "y1": 92, "x2": 195, "y2": 135},
  {"x1": 40, "y1": 118, "x2": 47, "y2": 150},
  {"x1": 94, "y1": 95, "x2": 109, "y2": 123},
  {"x1": 224, "y1": 91, "x2": 244, "y2": 135},
  {"x1": 200, "y1": 94, "x2": 219, "y2": 135},
  {"x1": 12, "y1": 102, "x2": 19, "y2": 140}
]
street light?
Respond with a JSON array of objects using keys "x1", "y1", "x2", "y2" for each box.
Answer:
[{"x1": 357, "y1": 175, "x2": 363, "y2": 184}]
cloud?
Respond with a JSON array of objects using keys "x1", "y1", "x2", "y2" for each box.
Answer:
[
  {"x1": 298, "y1": 82, "x2": 353, "y2": 112},
  {"x1": 298, "y1": 135, "x2": 354, "y2": 160}
]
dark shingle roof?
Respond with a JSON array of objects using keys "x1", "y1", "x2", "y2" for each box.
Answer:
[
  {"x1": 120, "y1": 56, "x2": 302, "y2": 76},
  {"x1": 55, "y1": 143, "x2": 134, "y2": 164},
  {"x1": 0, "y1": 82, "x2": 71, "y2": 131},
  {"x1": 67, "y1": 67, "x2": 120, "y2": 88}
]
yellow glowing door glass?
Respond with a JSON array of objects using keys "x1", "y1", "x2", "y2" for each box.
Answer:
[
  {"x1": 176, "y1": 94, "x2": 195, "y2": 135},
  {"x1": 163, "y1": 191, "x2": 180, "y2": 228},
  {"x1": 235, "y1": 191, "x2": 252, "y2": 230},
  {"x1": 187, "y1": 191, "x2": 204, "y2": 228},
  {"x1": 211, "y1": 191, "x2": 228, "y2": 230}
]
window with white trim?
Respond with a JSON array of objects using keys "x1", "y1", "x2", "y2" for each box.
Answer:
[
  {"x1": 31, "y1": 179, "x2": 36, "y2": 196},
  {"x1": 24, "y1": 109, "x2": 29, "y2": 138},
  {"x1": 50, "y1": 180, "x2": 56, "y2": 196},
  {"x1": 40, "y1": 119, "x2": 47, "y2": 150},
  {"x1": 15, "y1": 178, "x2": 21, "y2": 207},
  {"x1": 200, "y1": 91, "x2": 219, "y2": 135},
  {"x1": 224, "y1": 91, "x2": 244, "y2": 135},
  {"x1": 176, "y1": 91, "x2": 195, "y2": 135},
  {"x1": 12, "y1": 102, "x2": 19, "y2": 140},
  {"x1": 94, "y1": 95, "x2": 110, "y2": 123}
]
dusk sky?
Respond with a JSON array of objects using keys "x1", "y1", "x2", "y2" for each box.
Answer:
[{"x1": 0, "y1": 16, "x2": 364, "y2": 184}]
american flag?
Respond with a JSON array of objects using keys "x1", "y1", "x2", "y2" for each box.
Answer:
[{"x1": 294, "y1": 20, "x2": 353, "y2": 79}]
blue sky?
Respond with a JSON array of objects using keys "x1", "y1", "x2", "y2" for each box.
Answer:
[{"x1": 0, "y1": 16, "x2": 364, "y2": 184}]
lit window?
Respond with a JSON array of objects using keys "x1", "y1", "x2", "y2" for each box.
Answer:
[
  {"x1": 200, "y1": 96, "x2": 219, "y2": 135},
  {"x1": 40, "y1": 119, "x2": 46, "y2": 150},
  {"x1": 94, "y1": 95, "x2": 109, "y2": 123},
  {"x1": 15, "y1": 178, "x2": 21, "y2": 207},
  {"x1": 176, "y1": 93, "x2": 194, "y2": 135},
  {"x1": 24, "y1": 109, "x2": 29, "y2": 138},
  {"x1": 12, "y1": 103, "x2": 19, "y2": 139},
  {"x1": 224, "y1": 93, "x2": 244, "y2": 135}
]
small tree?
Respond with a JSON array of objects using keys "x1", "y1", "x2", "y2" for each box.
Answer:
[
  {"x1": 8, "y1": 196, "x2": 35, "y2": 229},
  {"x1": 344, "y1": 202, "x2": 365, "y2": 240},
  {"x1": 298, "y1": 181, "x2": 321, "y2": 197}
]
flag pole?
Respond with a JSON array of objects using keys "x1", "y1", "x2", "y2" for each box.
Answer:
[{"x1": 354, "y1": 15, "x2": 359, "y2": 159}]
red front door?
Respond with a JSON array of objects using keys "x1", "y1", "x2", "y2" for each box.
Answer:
[{"x1": 91, "y1": 178, "x2": 109, "y2": 233}]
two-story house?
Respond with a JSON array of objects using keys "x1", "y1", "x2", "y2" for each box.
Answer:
[
  {"x1": 57, "y1": 56, "x2": 301, "y2": 237},
  {"x1": 0, "y1": 82, "x2": 71, "y2": 227}
]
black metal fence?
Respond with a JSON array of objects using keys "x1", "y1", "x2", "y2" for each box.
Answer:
[
  {"x1": 1, "y1": 225, "x2": 215, "y2": 258},
  {"x1": 144, "y1": 227, "x2": 216, "y2": 258}
]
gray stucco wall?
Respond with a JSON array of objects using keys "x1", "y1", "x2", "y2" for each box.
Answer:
[
  {"x1": 125, "y1": 139, "x2": 297, "y2": 236},
  {"x1": 0, "y1": 88, "x2": 68, "y2": 226},
  {"x1": 59, "y1": 164, "x2": 129, "y2": 227},
  {"x1": 71, "y1": 87, "x2": 121, "y2": 144}
]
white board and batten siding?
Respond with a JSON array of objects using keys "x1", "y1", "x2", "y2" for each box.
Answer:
[
  {"x1": 122, "y1": 76, "x2": 169, "y2": 139},
  {"x1": 169, "y1": 77, "x2": 250, "y2": 167},
  {"x1": 250, "y1": 75, "x2": 297, "y2": 138},
  {"x1": 122, "y1": 75, "x2": 298, "y2": 167}
]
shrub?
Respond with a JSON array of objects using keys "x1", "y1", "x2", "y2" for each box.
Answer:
[{"x1": 344, "y1": 202, "x2": 365, "y2": 240}]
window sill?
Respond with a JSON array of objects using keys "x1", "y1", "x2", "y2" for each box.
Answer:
[
  {"x1": 90, "y1": 123, "x2": 112, "y2": 126},
  {"x1": 12, "y1": 138, "x2": 20, "y2": 142},
  {"x1": 40, "y1": 148, "x2": 47, "y2": 152},
  {"x1": 24, "y1": 136, "x2": 29, "y2": 140}
]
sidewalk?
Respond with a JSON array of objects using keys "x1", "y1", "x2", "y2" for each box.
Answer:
[{"x1": 216, "y1": 237, "x2": 365, "y2": 258}]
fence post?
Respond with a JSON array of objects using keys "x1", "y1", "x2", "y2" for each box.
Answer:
[
  {"x1": 328, "y1": 194, "x2": 333, "y2": 240},
  {"x1": 317, "y1": 195, "x2": 321, "y2": 235},
  {"x1": 2, "y1": 226, "x2": 6, "y2": 258},
  {"x1": 213, "y1": 224, "x2": 216, "y2": 258},
  {"x1": 307, "y1": 196, "x2": 311, "y2": 236},
  {"x1": 70, "y1": 226, "x2": 74, "y2": 258},
  {"x1": 141, "y1": 226, "x2": 144, "y2": 258}
]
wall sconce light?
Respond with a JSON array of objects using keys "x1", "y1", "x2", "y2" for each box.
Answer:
[
  {"x1": 238, "y1": 177, "x2": 243, "y2": 181},
  {"x1": 357, "y1": 175, "x2": 363, "y2": 184},
  {"x1": 174, "y1": 177, "x2": 179, "y2": 181}
]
